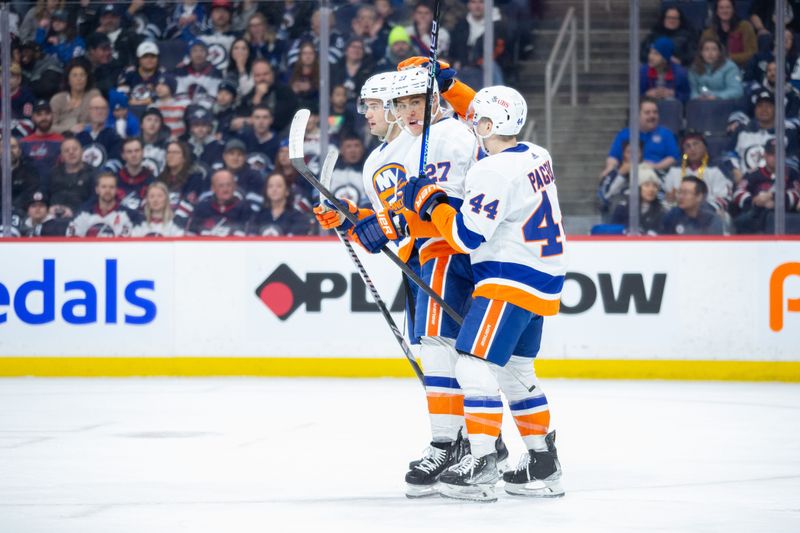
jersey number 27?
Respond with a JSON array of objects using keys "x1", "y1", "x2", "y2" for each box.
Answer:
[{"x1": 523, "y1": 191, "x2": 563, "y2": 257}]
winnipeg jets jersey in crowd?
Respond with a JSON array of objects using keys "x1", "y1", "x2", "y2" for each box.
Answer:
[
  {"x1": 68, "y1": 204, "x2": 142, "y2": 237},
  {"x1": 439, "y1": 142, "x2": 567, "y2": 316},
  {"x1": 402, "y1": 116, "x2": 478, "y2": 264},
  {"x1": 362, "y1": 129, "x2": 417, "y2": 212}
]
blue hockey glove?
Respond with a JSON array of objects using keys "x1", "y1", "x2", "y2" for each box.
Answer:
[
  {"x1": 353, "y1": 211, "x2": 404, "y2": 253},
  {"x1": 402, "y1": 176, "x2": 447, "y2": 221}
]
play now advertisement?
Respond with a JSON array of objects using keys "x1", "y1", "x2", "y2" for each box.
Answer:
[{"x1": 0, "y1": 239, "x2": 798, "y2": 360}]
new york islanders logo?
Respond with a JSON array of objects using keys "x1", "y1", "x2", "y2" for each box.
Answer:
[{"x1": 372, "y1": 163, "x2": 406, "y2": 211}]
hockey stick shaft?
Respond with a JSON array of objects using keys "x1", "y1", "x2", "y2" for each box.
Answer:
[
  {"x1": 289, "y1": 111, "x2": 463, "y2": 326},
  {"x1": 333, "y1": 227, "x2": 425, "y2": 384},
  {"x1": 417, "y1": 0, "x2": 442, "y2": 176}
]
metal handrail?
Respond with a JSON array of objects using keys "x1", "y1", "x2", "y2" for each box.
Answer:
[{"x1": 544, "y1": 7, "x2": 578, "y2": 149}]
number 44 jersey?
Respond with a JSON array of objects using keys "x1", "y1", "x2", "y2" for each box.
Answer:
[{"x1": 433, "y1": 142, "x2": 567, "y2": 316}]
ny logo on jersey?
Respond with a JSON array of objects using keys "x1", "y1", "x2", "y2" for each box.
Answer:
[{"x1": 373, "y1": 163, "x2": 406, "y2": 211}]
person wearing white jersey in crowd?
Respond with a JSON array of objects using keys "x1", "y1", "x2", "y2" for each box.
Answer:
[{"x1": 403, "y1": 86, "x2": 567, "y2": 502}]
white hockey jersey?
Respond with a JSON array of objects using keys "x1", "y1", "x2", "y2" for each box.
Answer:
[
  {"x1": 131, "y1": 219, "x2": 185, "y2": 237},
  {"x1": 431, "y1": 142, "x2": 567, "y2": 316},
  {"x1": 401, "y1": 116, "x2": 478, "y2": 264},
  {"x1": 362, "y1": 129, "x2": 417, "y2": 212},
  {"x1": 68, "y1": 204, "x2": 141, "y2": 238}
]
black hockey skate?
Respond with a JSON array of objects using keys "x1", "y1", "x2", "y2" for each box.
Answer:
[
  {"x1": 408, "y1": 429, "x2": 469, "y2": 470},
  {"x1": 438, "y1": 453, "x2": 500, "y2": 502},
  {"x1": 495, "y1": 433, "x2": 510, "y2": 474},
  {"x1": 503, "y1": 430, "x2": 565, "y2": 497},
  {"x1": 405, "y1": 438, "x2": 465, "y2": 498}
]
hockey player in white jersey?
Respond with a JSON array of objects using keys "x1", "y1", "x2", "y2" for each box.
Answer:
[
  {"x1": 350, "y1": 67, "x2": 498, "y2": 497},
  {"x1": 403, "y1": 86, "x2": 567, "y2": 502}
]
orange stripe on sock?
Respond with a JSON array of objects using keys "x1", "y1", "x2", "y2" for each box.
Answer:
[
  {"x1": 426, "y1": 392, "x2": 465, "y2": 416},
  {"x1": 426, "y1": 257, "x2": 449, "y2": 337},
  {"x1": 513, "y1": 410, "x2": 551, "y2": 436},
  {"x1": 465, "y1": 412, "x2": 503, "y2": 437},
  {"x1": 473, "y1": 300, "x2": 505, "y2": 358}
]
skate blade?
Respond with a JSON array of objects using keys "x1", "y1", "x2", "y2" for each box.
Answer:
[
  {"x1": 504, "y1": 478, "x2": 565, "y2": 498},
  {"x1": 405, "y1": 482, "x2": 440, "y2": 498},
  {"x1": 439, "y1": 482, "x2": 498, "y2": 503}
]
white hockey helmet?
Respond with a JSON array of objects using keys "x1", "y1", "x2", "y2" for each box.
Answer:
[
  {"x1": 468, "y1": 86, "x2": 528, "y2": 136},
  {"x1": 390, "y1": 66, "x2": 438, "y2": 100},
  {"x1": 358, "y1": 71, "x2": 396, "y2": 114}
]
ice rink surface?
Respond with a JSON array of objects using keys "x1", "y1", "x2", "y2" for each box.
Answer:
[{"x1": 1, "y1": 377, "x2": 798, "y2": 533}]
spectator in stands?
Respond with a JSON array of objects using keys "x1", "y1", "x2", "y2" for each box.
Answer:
[
  {"x1": 152, "y1": 74, "x2": 191, "y2": 140},
  {"x1": 248, "y1": 172, "x2": 312, "y2": 236},
  {"x1": 662, "y1": 176, "x2": 724, "y2": 234},
  {"x1": 601, "y1": 97, "x2": 680, "y2": 178},
  {"x1": 68, "y1": 172, "x2": 142, "y2": 237},
  {"x1": 640, "y1": 6, "x2": 697, "y2": 68},
  {"x1": 132, "y1": 182, "x2": 185, "y2": 237},
  {"x1": 330, "y1": 133, "x2": 368, "y2": 206},
  {"x1": 20, "y1": 99, "x2": 64, "y2": 175},
  {"x1": 232, "y1": 0, "x2": 259, "y2": 33},
  {"x1": 243, "y1": 12, "x2": 285, "y2": 68},
  {"x1": 50, "y1": 60, "x2": 102, "y2": 134},
  {"x1": 117, "y1": 138, "x2": 155, "y2": 212},
  {"x1": 234, "y1": 59, "x2": 297, "y2": 133},
  {"x1": 225, "y1": 38, "x2": 255, "y2": 98},
  {"x1": 118, "y1": 41, "x2": 165, "y2": 108},
  {"x1": 289, "y1": 41, "x2": 322, "y2": 109},
  {"x1": 188, "y1": 169, "x2": 252, "y2": 236},
  {"x1": 84, "y1": 33, "x2": 122, "y2": 98},
  {"x1": 733, "y1": 138, "x2": 800, "y2": 233},
  {"x1": 689, "y1": 37, "x2": 743, "y2": 101},
  {"x1": 95, "y1": 4, "x2": 143, "y2": 68},
  {"x1": 287, "y1": 9, "x2": 346, "y2": 68},
  {"x1": 348, "y1": 4, "x2": 390, "y2": 61},
  {"x1": 125, "y1": 0, "x2": 169, "y2": 42},
  {"x1": 598, "y1": 140, "x2": 642, "y2": 216},
  {"x1": 331, "y1": 37, "x2": 372, "y2": 104},
  {"x1": 165, "y1": 0, "x2": 207, "y2": 42},
  {"x1": 34, "y1": 9, "x2": 85, "y2": 67},
  {"x1": 1, "y1": 62, "x2": 35, "y2": 127},
  {"x1": 273, "y1": 139, "x2": 302, "y2": 193},
  {"x1": 76, "y1": 95, "x2": 122, "y2": 169},
  {"x1": 262, "y1": 0, "x2": 314, "y2": 42},
  {"x1": 48, "y1": 135, "x2": 95, "y2": 215},
  {"x1": 664, "y1": 131, "x2": 732, "y2": 213},
  {"x1": 450, "y1": 0, "x2": 509, "y2": 84},
  {"x1": 108, "y1": 91, "x2": 140, "y2": 139},
  {"x1": 238, "y1": 104, "x2": 280, "y2": 168},
  {"x1": 18, "y1": 189, "x2": 51, "y2": 237},
  {"x1": 158, "y1": 140, "x2": 208, "y2": 223},
  {"x1": 749, "y1": 1, "x2": 800, "y2": 37},
  {"x1": 754, "y1": 61, "x2": 800, "y2": 117},
  {"x1": 702, "y1": 0, "x2": 757, "y2": 68},
  {"x1": 218, "y1": 138, "x2": 265, "y2": 204},
  {"x1": 18, "y1": 0, "x2": 64, "y2": 43},
  {"x1": 640, "y1": 37, "x2": 690, "y2": 104},
  {"x1": 18, "y1": 40, "x2": 63, "y2": 102},
  {"x1": 174, "y1": 39, "x2": 222, "y2": 106},
  {"x1": 376, "y1": 26, "x2": 415, "y2": 72},
  {"x1": 728, "y1": 90, "x2": 799, "y2": 182},
  {"x1": 5, "y1": 136, "x2": 39, "y2": 209},
  {"x1": 140, "y1": 108, "x2": 169, "y2": 175},
  {"x1": 201, "y1": 0, "x2": 238, "y2": 71},
  {"x1": 213, "y1": 80, "x2": 239, "y2": 134},
  {"x1": 329, "y1": 85, "x2": 360, "y2": 142},
  {"x1": 744, "y1": 29, "x2": 798, "y2": 85},
  {"x1": 406, "y1": 0, "x2": 451, "y2": 58},
  {"x1": 183, "y1": 106, "x2": 224, "y2": 166},
  {"x1": 609, "y1": 166, "x2": 667, "y2": 235}
]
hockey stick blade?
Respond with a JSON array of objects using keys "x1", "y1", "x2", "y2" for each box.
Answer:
[
  {"x1": 289, "y1": 109, "x2": 463, "y2": 326},
  {"x1": 320, "y1": 146, "x2": 339, "y2": 189}
]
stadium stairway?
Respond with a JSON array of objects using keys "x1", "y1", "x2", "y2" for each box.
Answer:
[{"x1": 515, "y1": 0, "x2": 661, "y2": 233}]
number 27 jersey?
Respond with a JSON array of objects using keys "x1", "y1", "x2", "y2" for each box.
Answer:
[{"x1": 442, "y1": 142, "x2": 567, "y2": 316}]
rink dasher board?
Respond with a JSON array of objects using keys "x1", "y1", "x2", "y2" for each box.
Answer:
[{"x1": 0, "y1": 236, "x2": 798, "y2": 380}]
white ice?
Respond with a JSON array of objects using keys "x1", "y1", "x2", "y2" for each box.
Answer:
[{"x1": 1, "y1": 378, "x2": 798, "y2": 533}]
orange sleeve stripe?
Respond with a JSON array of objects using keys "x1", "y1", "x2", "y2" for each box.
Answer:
[
  {"x1": 419, "y1": 239, "x2": 461, "y2": 265},
  {"x1": 473, "y1": 284, "x2": 561, "y2": 316},
  {"x1": 398, "y1": 237, "x2": 416, "y2": 263},
  {"x1": 426, "y1": 392, "x2": 465, "y2": 416},
  {"x1": 512, "y1": 410, "x2": 551, "y2": 436},
  {"x1": 404, "y1": 209, "x2": 443, "y2": 238},
  {"x1": 442, "y1": 80, "x2": 477, "y2": 120},
  {"x1": 465, "y1": 412, "x2": 503, "y2": 437},
  {"x1": 356, "y1": 207, "x2": 374, "y2": 220},
  {"x1": 430, "y1": 203, "x2": 469, "y2": 254},
  {"x1": 473, "y1": 300, "x2": 505, "y2": 358}
]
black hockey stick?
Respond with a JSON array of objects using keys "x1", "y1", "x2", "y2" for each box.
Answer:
[
  {"x1": 289, "y1": 109, "x2": 463, "y2": 326},
  {"x1": 417, "y1": 0, "x2": 442, "y2": 177},
  {"x1": 318, "y1": 146, "x2": 425, "y2": 385}
]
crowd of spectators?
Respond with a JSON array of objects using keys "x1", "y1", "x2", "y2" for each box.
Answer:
[
  {"x1": 601, "y1": 0, "x2": 800, "y2": 235},
  {"x1": 0, "y1": 0, "x2": 537, "y2": 238}
]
